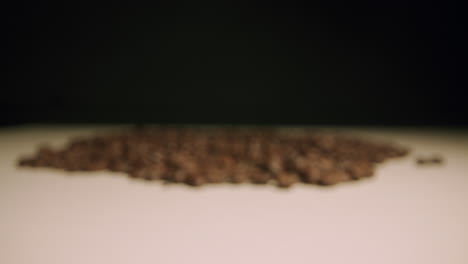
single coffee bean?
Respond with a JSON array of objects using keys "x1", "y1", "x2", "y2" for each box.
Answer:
[
  {"x1": 229, "y1": 170, "x2": 249, "y2": 184},
  {"x1": 205, "y1": 168, "x2": 226, "y2": 183},
  {"x1": 185, "y1": 175, "x2": 205, "y2": 186},
  {"x1": 340, "y1": 160, "x2": 374, "y2": 179},
  {"x1": 276, "y1": 172, "x2": 299, "y2": 188},
  {"x1": 301, "y1": 166, "x2": 323, "y2": 184},
  {"x1": 129, "y1": 169, "x2": 146, "y2": 178},
  {"x1": 85, "y1": 160, "x2": 108, "y2": 171},
  {"x1": 431, "y1": 156, "x2": 443, "y2": 164},
  {"x1": 416, "y1": 155, "x2": 444, "y2": 166},
  {"x1": 318, "y1": 169, "x2": 351, "y2": 186},
  {"x1": 250, "y1": 171, "x2": 271, "y2": 184}
]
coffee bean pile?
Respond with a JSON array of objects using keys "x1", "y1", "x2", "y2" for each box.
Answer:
[{"x1": 18, "y1": 127, "x2": 409, "y2": 187}]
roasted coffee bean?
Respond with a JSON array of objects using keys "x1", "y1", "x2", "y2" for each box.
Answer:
[
  {"x1": 18, "y1": 158, "x2": 36, "y2": 167},
  {"x1": 318, "y1": 169, "x2": 351, "y2": 186},
  {"x1": 185, "y1": 175, "x2": 205, "y2": 186},
  {"x1": 129, "y1": 168, "x2": 146, "y2": 178},
  {"x1": 173, "y1": 170, "x2": 189, "y2": 182},
  {"x1": 301, "y1": 166, "x2": 323, "y2": 184},
  {"x1": 108, "y1": 160, "x2": 131, "y2": 172},
  {"x1": 340, "y1": 160, "x2": 374, "y2": 179},
  {"x1": 229, "y1": 170, "x2": 249, "y2": 184},
  {"x1": 250, "y1": 170, "x2": 271, "y2": 184},
  {"x1": 37, "y1": 147, "x2": 55, "y2": 160},
  {"x1": 276, "y1": 172, "x2": 299, "y2": 188},
  {"x1": 416, "y1": 155, "x2": 444, "y2": 165},
  {"x1": 84, "y1": 162, "x2": 105, "y2": 171},
  {"x1": 431, "y1": 156, "x2": 443, "y2": 164},
  {"x1": 268, "y1": 155, "x2": 284, "y2": 174},
  {"x1": 204, "y1": 168, "x2": 226, "y2": 183}
]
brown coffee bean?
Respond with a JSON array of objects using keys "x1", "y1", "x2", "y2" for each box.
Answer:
[
  {"x1": 108, "y1": 159, "x2": 131, "y2": 172},
  {"x1": 431, "y1": 155, "x2": 443, "y2": 164},
  {"x1": 319, "y1": 169, "x2": 350, "y2": 186},
  {"x1": 316, "y1": 158, "x2": 334, "y2": 170},
  {"x1": 276, "y1": 172, "x2": 298, "y2": 188},
  {"x1": 340, "y1": 160, "x2": 374, "y2": 179},
  {"x1": 173, "y1": 170, "x2": 189, "y2": 182},
  {"x1": 250, "y1": 170, "x2": 271, "y2": 184},
  {"x1": 292, "y1": 157, "x2": 309, "y2": 172},
  {"x1": 185, "y1": 175, "x2": 205, "y2": 186},
  {"x1": 229, "y1": 170, "x2": 249, "y2": 184},
  {"x1": 268, "y1": 155, "x2": 284, "y2": 173},
  {"x1": 18, "y1": 158, "x2": 36, "y2": 167},
  {"x1": 416, "y1": 155, "x2": 444, "y2": 165},
  {"x1": 301, "y1": 166, "x2": 323, "y2": 184},
  {"x1": 129, "y1": 168, "x2": 146, "y2": 178},
  {"x1": 205, "y1": 168, "x2": 226, "y2": 183}
]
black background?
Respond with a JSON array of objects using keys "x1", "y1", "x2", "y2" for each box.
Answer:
[{"x1": 4, "y1": 1, "x2": 466, "y2": 126}]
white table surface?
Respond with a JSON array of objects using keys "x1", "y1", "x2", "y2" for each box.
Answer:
[{"x1": 1, "y1": 125, "x2": 467, "y2": 264}]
